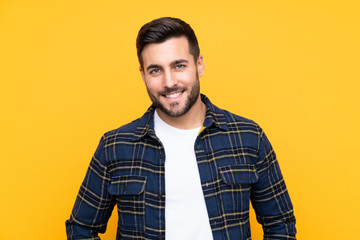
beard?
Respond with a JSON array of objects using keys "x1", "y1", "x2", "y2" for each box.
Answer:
[{"x1": 146, "y1": 75, "x2": 200, "y2": 118}]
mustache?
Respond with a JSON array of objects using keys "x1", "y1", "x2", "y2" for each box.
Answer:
[{"x1": 158, "y1": 87, "x2": 185, "y2": 95}]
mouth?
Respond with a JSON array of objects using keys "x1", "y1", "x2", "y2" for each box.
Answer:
[
  {"x1": 160, "y1": 89, "x2": 185, "y2": 100},
  {"x1": 165, "y1": 91, "x2": 183, "y2": 99}
]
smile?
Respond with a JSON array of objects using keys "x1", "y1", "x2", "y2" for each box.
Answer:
[
  {"x1": 160, "y1": 89, "x2": 185, "y2": 100},
  {"x1": 165, "y1": 91, "x2": 182, "y2": 99}
]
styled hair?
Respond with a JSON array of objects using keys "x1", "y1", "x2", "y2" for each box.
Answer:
[{"x1": 136, "y1": 17, "x2": 200, "y2": 68}]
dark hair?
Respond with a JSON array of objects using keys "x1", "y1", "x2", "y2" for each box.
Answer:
[{"x1": 136, "y1": 17, "x2": 200, "y2": 68}]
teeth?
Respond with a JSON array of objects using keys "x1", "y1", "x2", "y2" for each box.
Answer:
[{"x1": 166, "y1": 92, "x2": 181, "y2": 98}]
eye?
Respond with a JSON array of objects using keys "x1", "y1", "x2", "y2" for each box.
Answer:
[
  {"x1": 175, "y1": 64, "x2": 185, "y2": 70},
  {"x1": 149, "y1": 68, "x2": 161, "y2": 75}
]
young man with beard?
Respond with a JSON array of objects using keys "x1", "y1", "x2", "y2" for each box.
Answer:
[{"x1": 66, "y1": 17, "x2": 296, "y2": 240}]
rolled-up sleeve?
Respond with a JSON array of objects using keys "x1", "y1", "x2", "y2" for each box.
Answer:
[
  {"x1": 66, "y1": 136, "x2": 116, "y2": 239},
  {"x1": 251, "y1": 129, "x2": 296, "y2": 239}
]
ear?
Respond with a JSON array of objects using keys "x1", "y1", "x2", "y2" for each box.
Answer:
[
  {"x1": 139, "y1": 66, "x2": 146, "y2": 83},
  {"x1": 197, "y1": 54, "x2": 204, "y2": 77}
]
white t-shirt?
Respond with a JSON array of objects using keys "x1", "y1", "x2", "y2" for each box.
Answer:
[{"x1": 154, "y1": 111, "x2": 213, "y2": 240}]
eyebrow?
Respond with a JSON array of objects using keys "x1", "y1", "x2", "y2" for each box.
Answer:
[
  {"x1": 146, "y1": 64, "x2": 161, "y2": 72},
  {"x1": 171, "y1": 59, "x2": 188, "y2": 66},
  {"x1": 146, "y1": 59, "x2": 188, "y2": 72}
]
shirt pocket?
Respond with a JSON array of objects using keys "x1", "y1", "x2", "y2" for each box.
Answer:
[
  {"x1": 219, "y1": 164, "x2": 259, "y2": 185},
  {"x1": 109, "y1": 175, "x2": 146, "y2": 232},
  {"x1": 217, "y1": 164, "x2": 259, "y2": 221}
]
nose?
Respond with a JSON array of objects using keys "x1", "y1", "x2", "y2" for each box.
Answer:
[{"x1": 163, "y1": 70, "x2": 177, "y2": 88}]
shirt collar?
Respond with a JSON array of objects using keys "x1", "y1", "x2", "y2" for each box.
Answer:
[
  {"x1": 131, "y1": 94, "x2": 229, "y2": 141},
  {"x1": 201, "y1": 94, "x2": 229, "y2": 131}
]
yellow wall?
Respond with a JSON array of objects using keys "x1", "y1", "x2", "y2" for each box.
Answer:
[{"x1": 1, "y1": 0, "x2": 359, "y2": 239}]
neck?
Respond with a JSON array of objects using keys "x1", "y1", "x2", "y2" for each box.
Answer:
[{"x1": 156, "y1": 95, "x2": 206, "y2": 130}]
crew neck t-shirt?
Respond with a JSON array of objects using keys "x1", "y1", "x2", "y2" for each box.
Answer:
[{"x1": 154, "y1": 110, "x2": 213, "y2": 240}]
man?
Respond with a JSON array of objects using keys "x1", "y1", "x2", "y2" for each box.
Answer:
[{"x1": 66, "y1": 17, "x2": 296, "y2": 239}]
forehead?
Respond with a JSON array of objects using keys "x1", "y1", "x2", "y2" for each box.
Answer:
[{"x1": 141, "y1": 36, "x2": 192, "y2": 67}]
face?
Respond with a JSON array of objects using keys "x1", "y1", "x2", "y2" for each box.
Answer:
[{"x1": 140, "y1": 36, "x2": 204, "y2": 118}]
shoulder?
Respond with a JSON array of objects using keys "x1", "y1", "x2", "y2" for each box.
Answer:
[
  {"x1": 220, "y1": 107, "x2": 261, "y2": 135},
  {"x1": 106, "y1": 118, "x2": 141, "y2": 136},
  {"x1": 100, "y1": 105, "x2": 155, "y2": 144},
  {"x1": 100, "y1": 117, "x2": 143, "y2": 147},
  {"x1": 222, "y1": 108, "x2": 255, "y2": 124},
  {"x1": 202, "y1": 94, "x2": 261, "y2": 134}
]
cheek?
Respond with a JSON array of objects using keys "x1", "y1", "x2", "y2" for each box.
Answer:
[
  {"x1": 174, "y1": 70, "x2": 194, "y2": 80},
  {"x1": 182, "y1": 71, "x2": 197, "y2": 83},
  {"x1": 145, "y1": 79, "x2": 162, "y2": 92}
]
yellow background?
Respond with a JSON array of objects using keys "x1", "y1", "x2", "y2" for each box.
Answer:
[{"x1": 1, "y1": 0, "x2": 359, "y2": 239}]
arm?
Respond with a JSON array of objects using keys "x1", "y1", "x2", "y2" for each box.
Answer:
[
  {"x1": 65, "y1": 136, "x2": 116, "y2": 239},
  {"x1": 251, "y1": 129, "x2": 296, "y2": 239}
]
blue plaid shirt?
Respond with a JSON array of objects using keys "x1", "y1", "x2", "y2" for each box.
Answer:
[{"x1": 66, "y1": 94, "x2": 296, "y2": 239}]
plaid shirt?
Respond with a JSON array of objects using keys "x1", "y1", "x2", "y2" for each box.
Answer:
[{"x1": 66, "y1": 94, "x2": 296, "y2": 240}]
